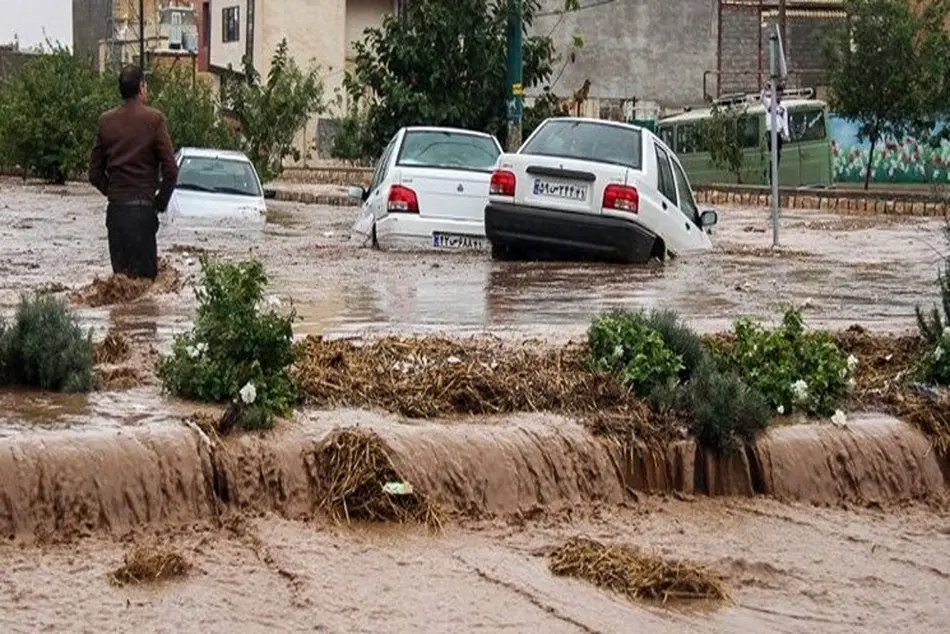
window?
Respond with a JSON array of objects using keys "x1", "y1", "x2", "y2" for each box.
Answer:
[
  {"x1": 222, "y1": 6, "x2": 240, "y2": 43},
  {"x1": 670, "y1": 157, "x2": 698, "y2": 222},
  {"x1": 676, "y1": 124, "x2": 703, "y2": 154},
  {"x1": 396, "y1": 131, "x2": 500, "y2": 172},
  {"x1": 521, "y1": 119, "x2": 642, "y2": 170},
  {"x1": 175, "y1": 156, "x2": 261, "y2": 197},
  {"x1": 788, "y1": 108, "x2": 827, "y2": 143},
  {"x1": 737, "y1": 116, "x2": 759, "y2": 148},
  {"x1": 370, "y1": 136, "x2": 398, "y2": 192},
  {"x1": 654, "y1": 144, "x2": 677, "y2": 204},
  {"x1": 658, "y1": 125, "x2": 675, "y2": 150}
]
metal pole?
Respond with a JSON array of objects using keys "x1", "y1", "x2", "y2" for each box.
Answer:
[
  {"x1": 778, "y1": 0, "x2": 787, "y2": 57},
  {"x1": 768, "y1": 32, "x2": 780, "y2": 247},
  {"x1": 139, "y1": 0, "x2": 145, "y2": 70},
  {"x1": 505, "y1": 0, "x2": 524, "y2": 152}
]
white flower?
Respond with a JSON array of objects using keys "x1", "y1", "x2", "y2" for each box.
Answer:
[
  {"x1": 255, "y1": 295, "x2": 282, "y2": 312},
  {"x1": 186, "y1": 345, "x2": 199, "y2": 359},
  {"x1": 935, "y1": 346, "x2": 945, "y2": 361},
  {"x1": 943, "y1": 326, "x2": 950, "y2": 338},
  {"x1": 196, "y1": 342, "x2": 208, "y2": 354},
  {"x1": 831, "y1": 409, "x2": 848, "y2": 427},
  {"x1": 847, "y1": 377, "x2": 856, "y2": 391},
  {"x1": 777, "y1": 405, "x2": 785, "y2": 415},
  {"x1": 612, "y1": 344, "x2": 624, "y2": 359},
  {"x1": 846, "y1": 354, "x2": 858, "y2": 373},
  {"x1": 446, "y1": 355, "x2": 461, "y2": 364},
  {"x1": 239, "y1": 381, "x2": 257, "y2": 404},
  {"x1": 791, "y1": 379, "x2": 809, "y2": 403}
]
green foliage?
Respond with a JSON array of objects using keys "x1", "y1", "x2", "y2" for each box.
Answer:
[
  {"x1": 916, "y1": 219, "x2": 950, "y2": 385},
  {"x1": 330, "y1": 0, "x2": 580, "y2": 160},
  {"x1": 156, "y1": 257, "x2": 298, "y2": 430},
  {"x1": 640, "y1": 310, "x2": 707, "y2": 381},
  {"x1": 823, "y1": 0, "x2": 950, "y2": 189},
  {"x1": 714, "y1": 309, "x2": 854, "y2": 417},
  {"x1": 146, "y1": 66, "x2": 238, "y2": 151},
  {"x1": 0, "y1": 42, "x2": 113, "y2": 183},
  {"x1": 586, "y1": 310, "x2": 684, "y2": 398},
  {"x1": 222, "y1": 39, "x2": 326, "y2": 182},
  {"x1": 0, "y1": 294, "x2": 93, "y2": 392},
  {"x1": 697, "y1": 102, "x2": 744, "y2": 184},
  {"x1": 682, "y1": 359, "x2": 771, "y2": 454}
]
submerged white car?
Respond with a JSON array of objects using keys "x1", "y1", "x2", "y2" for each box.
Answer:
[
  {"x1": 349, "y1": 126, "x2": 503, "y2": 250},
  {"x1": 166, "y1": 148, "x2": 267, "y2": 222},
  {"x1": 485, "y1": 117, "x2": 718, "y2": 263}
]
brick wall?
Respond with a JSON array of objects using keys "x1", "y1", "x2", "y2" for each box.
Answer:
[{"x1": 719, "y1": 5, "x2": 762, "y2": 96}]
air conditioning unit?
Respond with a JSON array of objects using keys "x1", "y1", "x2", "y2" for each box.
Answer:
[
  {"x1": 183, "y1": 32, "x2": 198, "y2": 53},
  {"x1": 168, "y1": 25, "x2": 182, "y2": 49}
]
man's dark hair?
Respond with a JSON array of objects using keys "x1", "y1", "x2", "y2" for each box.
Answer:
[{"x1": 118, "y1": 65, "x2": 143, "y2": 100}]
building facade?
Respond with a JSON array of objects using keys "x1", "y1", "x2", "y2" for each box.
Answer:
[{"x1": 203, "y1": 0, "x2": 397, "y2": 161}]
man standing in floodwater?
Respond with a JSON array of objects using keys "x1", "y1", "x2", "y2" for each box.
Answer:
[
  {"x1": 761, "y1": 82, "x2": 790, "y2": 180},
  {"x1": 88, "y1": 65, "x2": 178, "y2": 280}
]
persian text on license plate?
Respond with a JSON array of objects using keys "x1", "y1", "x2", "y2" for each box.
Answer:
[
  {"x1": 432, "y1": 232, "x2": 486, "y2": 249},
  {"x1": 532, "y1": 178, "x2": 588, "y2": 201}
]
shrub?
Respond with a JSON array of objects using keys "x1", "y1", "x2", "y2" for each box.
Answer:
[
  {"x1": 682, "y1": 360, "x2": 771, "y2": 453},
  {"x1": 146, "y1": 66, "x2": 238, "y2": 151},
  {"x1": 714, "y1": 308, "x2": 854, "y2": 417},
  {"x1": 915, "y1": 221, "x2": 950, "y2": 384},
  {"x1": 586, "y1": 310, "x2": 684, "y2": 398},
  {"x1": 0, "y1": 294, "x2": 93, "y2": 392},
  {"x1": 641, "y1": 310, "x2": 707, "y2": 381},
  {"x1": 156, "y1": 257, "x2": 297, "y2": 430}
]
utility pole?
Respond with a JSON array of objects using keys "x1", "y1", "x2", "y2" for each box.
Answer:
[
  {"x1": 139, "y1": 0, "x2": 145, "y2": 70},
  {"x1": 505, "y1": 0, "x2": 524, "y2": 152},
  {"x1": 778, "y1": 0, "x2": 787, "y2": 63}
]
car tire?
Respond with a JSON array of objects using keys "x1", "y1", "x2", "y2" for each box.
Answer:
[
  {"x1": 491, "y1": 243, "x2": 522, "y2": 261},
  {"x1": 371, "y1": 224, "x2": 379, "y2": 249}
]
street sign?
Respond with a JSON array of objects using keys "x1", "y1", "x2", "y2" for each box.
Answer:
[
  {"x1": 506, "y1": 97, "x2": 522, "y2": 120},
  {"x1": 511, "y1": 82, "x2": 523, "y2": 96},
  {"x1": 770, "y1": 25, "x2": 788, "y2": 81}
]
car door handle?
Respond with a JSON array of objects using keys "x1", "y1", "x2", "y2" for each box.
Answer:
[
  {"x1": 662, "y1": 201, "x2": 668, "y2": 210},
  {"x1": 685, "y1": 222, "x2": 690, "y2": 231}
]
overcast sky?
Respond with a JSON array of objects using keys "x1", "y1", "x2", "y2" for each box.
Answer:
[{"x1": 1, "y1": 0, "x2": 72, "y2": 49}]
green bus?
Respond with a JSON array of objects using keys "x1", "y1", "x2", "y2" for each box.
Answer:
[{"x1": 656, "y1": 89, "x2": 834, "y2": 187}]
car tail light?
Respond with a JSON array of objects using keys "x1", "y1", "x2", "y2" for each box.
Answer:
[
  {"x1": 489, "y1": 170, "x2": 516, "y2": 197},
  {"x1": 602, "y1": 184, "x2": 639, "y2": 213},
  {"x1": 388, "y1": 185, "x2": 419, "y2": 213}
]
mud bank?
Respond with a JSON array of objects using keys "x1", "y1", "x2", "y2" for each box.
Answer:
[{"x1": 0, "y1": 412, "x2": 944, "y2": 541}]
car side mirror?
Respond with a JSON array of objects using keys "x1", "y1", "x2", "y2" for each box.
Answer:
[
  {"x1": 347, "y1": 185, "x2": 368, "y2": 202},
  {"x1": 700, "y1": 209, "x2": 718, "y2": 228}
]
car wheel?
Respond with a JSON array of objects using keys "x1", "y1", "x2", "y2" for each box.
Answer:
[
  {"x1": 491, "y1": 243, "x2": 521, "y2": 261},
  {"x1": 371, "y1": 223, "x2": 379, "y2": 249}
]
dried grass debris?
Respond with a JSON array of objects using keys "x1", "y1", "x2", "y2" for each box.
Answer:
[
  {"x1": 71, "y1": 260, "x2": 182, "y2": 308},
  {"x1": 549, "y1": 537, "x2": 730, "y2": 604},
  {"x1": 110, "y1": 543, "x2": 191, "y2": 585},
  {"x1": 92, "y1": 331, "x2": 132, "y2": 365},
  {"x1": 313, "y1": 427, "x2": 442, "y2": 530},
  {"x1": 293, "y1": 335, "x2": 654, "y2": 426}
]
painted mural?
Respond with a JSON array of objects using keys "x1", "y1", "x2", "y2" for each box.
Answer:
[{"x1": 830, "y1": 115, "x2": 950, "y2": 183}]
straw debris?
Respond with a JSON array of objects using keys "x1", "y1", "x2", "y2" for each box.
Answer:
[
  {"x1": 549, "y1": 537, "x2": 730, "y2": 604},
  {"x1": 110, "y1": 543, "x2": 191, "y2": 585},
  {"x1": 313, "y1": 427, "x2": 442, "y2": 530},
  {"x1": 294, "y1": 335, "x2": 661, "y2": 434},
  {"x1": 92, "y1": 331, "x2": 131, "y2": 365},
  {"x1": 71, "y1": 260, "x2": 182, "y2": 308}
]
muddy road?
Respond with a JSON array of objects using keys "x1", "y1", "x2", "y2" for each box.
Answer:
[{"x1": 0, "y1": 179, "x2": 943, "y2": 347}]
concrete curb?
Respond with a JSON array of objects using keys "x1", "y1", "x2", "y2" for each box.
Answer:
[{"x1": 695, "y1": 188, "x2": 948, "y2": 215}]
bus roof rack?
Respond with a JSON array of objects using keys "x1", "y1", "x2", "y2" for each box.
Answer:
[{"x1": 713, "y1": 86, "x2": 816, "y2": 108}]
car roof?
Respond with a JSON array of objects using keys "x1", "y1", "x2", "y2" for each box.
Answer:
[
  {"x1": 659, "y1": 99, "x2": 827, "y2": 125},
  {"x1": 401, "y1": 126, "x2": 495, "y2": 138},
  {"x1": 178, "y1": 147, "x2": 252, "y2": 161},
  {"x1": 536, "y1": 116, "x2": 654, "y2": 135}
]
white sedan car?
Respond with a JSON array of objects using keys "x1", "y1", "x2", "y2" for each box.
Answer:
[
  {"x1": 166, "y1": 148, "x2": 267, "y2": 223},
  {"x1": 349, "y1": 126, "x2": 503, "y2": 250},
  {"x1": 485, "y1": 117, "x2": 718, "y2": 263}
]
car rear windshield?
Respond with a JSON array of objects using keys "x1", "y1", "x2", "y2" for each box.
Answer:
[
  {"x1": 396, "y1": 131, "x2": 500, "y2": 172},
  {"x1": 520, "y1": 119, "x2": 643, "y2": 170},
  {"x1": 176, "y1": 156, "x2": 261, "y2": 197}
]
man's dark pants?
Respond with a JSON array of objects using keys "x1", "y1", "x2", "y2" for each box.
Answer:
[
  {"x1": 766, "y1": 133, "x2": 784, "y2": 182},
  {"x1": 106, "y1": 200, "x2": 159, "y2": 280}
]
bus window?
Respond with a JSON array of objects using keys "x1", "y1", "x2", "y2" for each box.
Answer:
[
  {"x1": 737, "y1": 116, "x2": 759, "y2": 148},
  {"x1": 789, "y1": 108, "x2": 827, "y2": 143},
  {"x1": 659, "y1": 126, "x2": 675, "y2": 150},
  {"x1": 677, "y1": 124, "x2": 698, "y2": 154}
]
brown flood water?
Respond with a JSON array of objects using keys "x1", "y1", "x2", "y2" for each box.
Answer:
[{"x1": 1, "y1": 180, "x2": 949, "y2": 632}]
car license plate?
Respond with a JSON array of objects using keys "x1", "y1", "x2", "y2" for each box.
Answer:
[
  {"x1": 432, "y1": 232, "x2": 485, "y2": 249},
  {"x1": 532, "y1": 178, "x2": 589, "y2": 201}
]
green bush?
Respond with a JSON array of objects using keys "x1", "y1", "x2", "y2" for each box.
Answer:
[
  {"x1": 641, "y1": 310, "x2": 707, "y2": 381},
  {"x1": 146, "y1": 66, "x2": 238, "y2": 151},
  {"x1": 0, "y1": 294, "x2": 93, "y2": 392},
  {"x1": 682, "y1": 360, "x2": 771, "y2": 453},
  {"x1": 586, "y1": 310, "x2": 684, "y2": 398},
  {"x1": 714, "y1": 308, "x2": 854, "y2": 417},
  {"x1": 915, "y1": 222, "x2": 950, "y2": 384},
  {"x1": 156, "y1": 257, "x2": 297, "y2": 430}
]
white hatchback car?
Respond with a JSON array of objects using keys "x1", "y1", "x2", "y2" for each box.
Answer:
[
  {"x1": 166, "y1": 148, "x2": 267, "y2": 223},
  {"x1": 485, "y1": 117, "x2": 718, "y2": 263},
  {"x1": 349, "y1": 126, "x2": 503, "y2": 250}
]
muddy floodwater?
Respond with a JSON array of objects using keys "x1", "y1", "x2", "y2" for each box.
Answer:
[
  {"x1": 1, "y1": 179, "x2": 949, "y2": 633},
  {"x1": 0, "y1": 179, "x2": 944, "y2": 345}
]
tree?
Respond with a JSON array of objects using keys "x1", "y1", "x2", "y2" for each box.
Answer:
[
  {"x1": 0, "y1": 42, "x2": 114, "y2": 183},
  {"x1": 146, "y1": 65, "x2": 238, "y2": 151},
  {"x1": 698, "y1": 102, "x2": 745, "y2": 184},
  {"x1": 222, "y1": 39, "x2": 326, "y2": 182},
  {"x1": 330, "y1": 0, "x2": 580, "y2": 160},
  {"x1": 823, "y1": 0, "x2": 949, "y2": 189}
]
